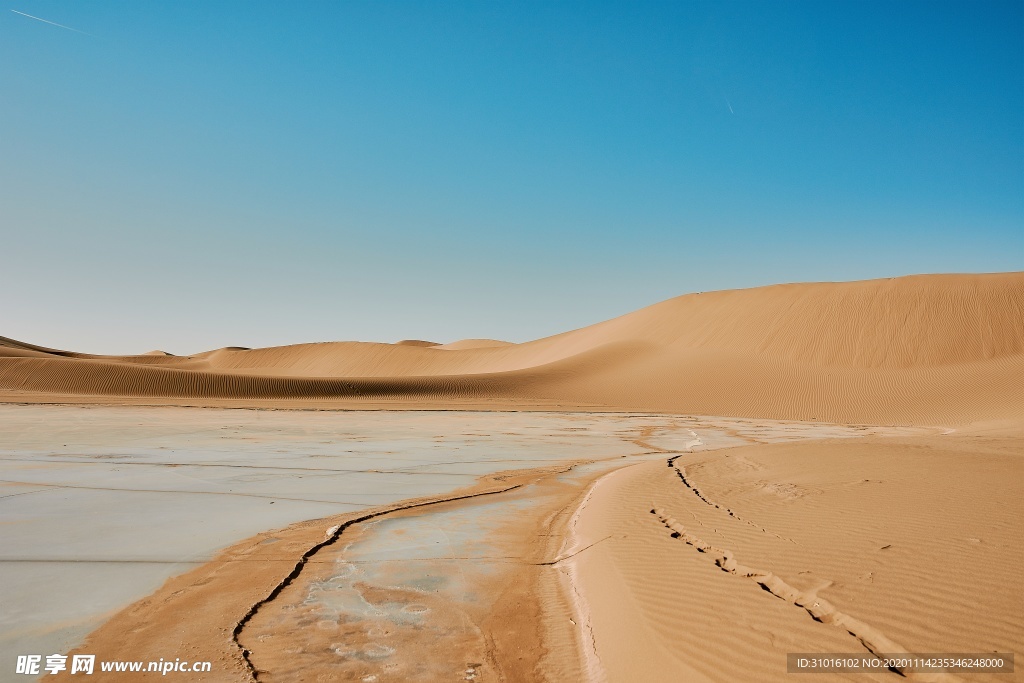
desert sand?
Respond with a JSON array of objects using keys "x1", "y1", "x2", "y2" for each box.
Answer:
[
  {"x1": 2, "y1": 273, "x2": 1021, "y2": 424},
  {"x1": 568, "y1": 432, "x2": 1022, "y2": 683},
  {"x1": 3, "y1": 272, "x2": 1022, "y2": 682}
]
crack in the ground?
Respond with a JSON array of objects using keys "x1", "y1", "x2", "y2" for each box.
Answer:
[
  {"x1": 0, "y1": 479, "x2": 375, "y2": 506},
  {"x1": 650, "y1": 507, "x2": 960, "y2": 682},
  {"x1": 0, "y1": 487, "x2": 49, "y2": 499},
  {"x1": 0, "y1": 456, "x2": 497, "y2": 477},
  {"x1": 0, "y1": 558, "x2": 208, "y2": 564},
  {"x1": 230, "y1": 482, "x2": 531, "y2": 681},
  {"x1": 666, "y1": 454, "x2": 795, "y2": 544},
  {"x1": 533, "y1": 535, "x2": 613, "y2": 566}
]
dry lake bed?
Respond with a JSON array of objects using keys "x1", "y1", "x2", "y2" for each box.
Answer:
[{"x1": 0, "y1": 403, "x2": 910, "y2": 676}]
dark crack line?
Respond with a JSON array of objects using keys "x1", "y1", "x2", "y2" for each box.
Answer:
[
  {"x1": 0, "y1": 456, "x2": 494, "y2": 477},
  {"x1": 0, "y1": 479, "x2": 373, "y2": 506},
  {"x1": 0, "y1": 558, "x2": 207, "y2": 564},
  {"x1": 0, "y1": 487, "x2": 49, "y2": 499},
  {"x1": 317, "y1": 556, "x2": 527, "y2": 564},
  {"x1": 391, "y1": 458, "x2": 550, "y2": 471},
  {"x1": 651, "y1": 508, "x2": 921, "y2": 679},
  {"x1": 533, "y1": 535, "x2": 613, "y2": 566},
  {"x1": 665, "y1": 455, "x2": 795, "y2": 543},
  {"x1": 231, "y1": 482, "x2": 530, "y2": 681}
]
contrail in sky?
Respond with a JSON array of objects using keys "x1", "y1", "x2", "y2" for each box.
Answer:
[
  {"x1": 11, "y1": 9, "x2": 89, "y2": 35},
  {"x1": 725, "y1": 97, "x2": 734, "y2": 115}
]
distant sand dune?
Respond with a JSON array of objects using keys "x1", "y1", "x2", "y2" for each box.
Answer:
[
  {"x1": 437, "y1": 338, "x2": 515, "y2": 350},
  {"x1": 394, "y1": 339, "x2": 440, "y2": 347},
  {"x1": 2, "y1": 273, "x2": 1022, "y2": 424}
]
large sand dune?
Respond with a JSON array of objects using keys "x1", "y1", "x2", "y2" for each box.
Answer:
[
  {"x1": 2, "y1": 272, "x2": 1022, "y2": 424},
  {"x1": 5, "y1": 273, "x2": 1021, "y2": 683}
]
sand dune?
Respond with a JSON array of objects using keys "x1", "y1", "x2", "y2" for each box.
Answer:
[
  {"x1": 394, "y1": 339, "x2": 440, "y2": 347},
  {"x1": 571, "y1": 435, "x2": 1023, "y2": 682},
  {"x1": 7, "y1": 275, "x2": 1020, "y2": 682},
  {"x1": 2, "y1": 272, "x2": 1021, "y2": 424},
  {"x1": 437, "y1": 338, "x2": 515, "y2": 350}
]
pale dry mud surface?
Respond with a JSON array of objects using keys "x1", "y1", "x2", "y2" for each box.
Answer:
[
  {"x1": 235, "y1": 418, "x2": 915, "y2": 683},
  {"x1": 0, "y1": 403, "x2": 670, "y2": 672},
  {"x1": 238, "y1": 459, "x2": 629, "y2": 683},
  {"x1": 0, "y1": 403, "x2": 907, "y2": 680}
]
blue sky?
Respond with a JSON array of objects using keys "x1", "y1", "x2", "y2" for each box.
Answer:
[{"x1": 2, "y1": 1, "x2": 1022, "y2": 354}]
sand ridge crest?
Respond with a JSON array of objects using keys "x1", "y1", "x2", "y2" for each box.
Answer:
[{"x1": 2, "y1": 272, "x2": 1022, "y2": 425}]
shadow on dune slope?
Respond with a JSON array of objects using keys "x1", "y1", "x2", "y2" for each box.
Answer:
[{"x1": 2, "y1": 272, "x2": 1022, "y2": 424}]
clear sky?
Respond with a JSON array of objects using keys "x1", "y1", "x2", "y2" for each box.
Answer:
[{"x1": 3, "y1": 1, "x2": 1022, "y2": 354}]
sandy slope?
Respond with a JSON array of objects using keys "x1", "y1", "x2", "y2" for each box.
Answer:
[
  {"x1": 8, "y1": 272, "x2": 1021, "y2": 682},
  {"x1": 570, "y1": 435, "x2": 1023, "y2": 682},
  {"x1": 2, "y1": 272, "x2": 1021, "y2": 424}
]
